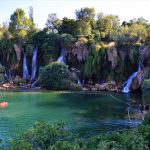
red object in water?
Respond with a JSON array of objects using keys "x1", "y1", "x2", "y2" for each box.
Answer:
[{"x1": 0, "y1": 102, "x2": 8, "y2": 108}]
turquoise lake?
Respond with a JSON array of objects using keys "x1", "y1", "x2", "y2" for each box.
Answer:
[{"x1": 0, "y1": 91, "x2": 142, "y2": 144}]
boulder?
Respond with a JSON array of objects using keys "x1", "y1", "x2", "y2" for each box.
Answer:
[
  {"x1": 91, "y1": 87, "x2": 97, "y2": 91},
  {"x1": 82, "y1": 87, "x2": 88, "y2": 91},
  {"x1": 2, "y1": 82, "x2": 16, "y2": 89},
  {"x1": 98, "y1": 81, "x2": 118, "y2": 91},
  {"x1": 99, "y1": 84, "x2": 106, "y2": 90},
  {"x1": 95, "y1": 84, "x2": 100, "y2": 88},
  {"x1": 13, "y1": 75, "x2": 23, "y2": 83}
]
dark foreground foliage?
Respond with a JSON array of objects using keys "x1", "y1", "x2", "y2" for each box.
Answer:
[{"x1": 5, "y1": 113, "x2": 150, "y2": 150}]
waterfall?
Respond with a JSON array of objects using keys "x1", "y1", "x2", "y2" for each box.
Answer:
[
  {"x1": 122, "y1": 63, "x2": 141, "y2": 93},
  {"x1": 57, "y1": 49, "x2": 81, "y2": 86},
  {"x1": 57, "y1": 48, "x2": 65, "y2": 63},
  {"x1": 77, "y1": 79, "x2": 81, "y2": 86},
  {"x1": 4, "y1": 68, "x2": 12, "y2": 81},
  {"x1": 23, "y1": 52, "x2": 29, "y2": 78},
  {"x1": 31, "y1": 48, "x2": 37, "y2": 80},
  {"x1": 4, "y1": 72, "x2": 8, "y2": 80}
]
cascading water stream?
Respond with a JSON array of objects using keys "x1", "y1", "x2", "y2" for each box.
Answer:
[
  {"x1": 77, "y1": 79, "x2": 81, "y2": 86},
  {"x1": 31, "y1": 48, "x2": 37, "y2": 80},
  {"x1": 4, "y1": 69, "x2": 11, "y2": 81},
  {"x1": 57, "y1": 48, "x2": 65, "y2": 63},
  {"x1": 23, "y1": 52, "x2": 29, "y2": 79},
  {"x1": 122, "y1": 63, "x2": 141, "y2": 93}
]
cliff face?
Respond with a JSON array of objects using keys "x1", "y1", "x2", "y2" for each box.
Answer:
[
  {"x1": 141, "y1": 44, "x2": 150, "y2": 66},
  {"x1": 131, "y1": 70, "x2": 147, "y2": 91}
]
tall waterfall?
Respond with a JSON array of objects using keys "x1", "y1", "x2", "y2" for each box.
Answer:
[
  {"x1": 31, "y1": 48, "x2": 37, "y2": 80},
  {"x1": 23, "y1": 52, "x2": 29, "y2": 78},
  {"x1": 57, "y1": 49, "x2": 65, "y2": 63},
  {"x1": 122, "y1": 63, "x2": 141, "y2": 93}
]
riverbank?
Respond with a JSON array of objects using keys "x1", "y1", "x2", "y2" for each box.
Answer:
[{"x1": 0, "y1": 80, "x2": 123, "y2": 92}]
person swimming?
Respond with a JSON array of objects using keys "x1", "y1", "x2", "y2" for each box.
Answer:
[{"x1": 0, "y1": 102, "x2": 8, "y2": 108}]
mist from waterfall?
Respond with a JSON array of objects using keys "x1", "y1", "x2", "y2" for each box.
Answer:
[
  {"x1": 122, "y1": 63, "x2": 141, "y2": 93},
  {"x1": 23, "y1": 52, "x2": 29, "y2": 78},
  {"x1": 31, "y1": 48, "x2": 37, "y2": 80}
]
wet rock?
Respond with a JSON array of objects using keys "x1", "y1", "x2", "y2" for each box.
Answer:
[
  {"x1": 95, "y1": 84, "x2": 100, "y2": 88},
  {"x1": 98, "y1": 81, "x2": 118, "y2": 91},
  {"x1": 2, "y1": 82, "x2": 17, "y2": 89},
  {"x1": 82, "y1": 87, "x2": 88, "y2": 91},
  {"x1": 131, "y1": 69, "x2": 147, "y2": 90},
  {"x1": 91, "y1": 87, "x2": 97, "y2": 91},
  {"x1": 13, "y1": 75, "x2": 22, "y2": 81}
]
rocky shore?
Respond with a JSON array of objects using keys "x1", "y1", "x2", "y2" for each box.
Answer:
[{"x1": 82, "y1": 81, "x2": 122, "y2": 92}]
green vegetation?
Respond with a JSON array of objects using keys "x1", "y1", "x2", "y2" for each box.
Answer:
[
  {"x1": 141, "y1": 79, "x2": 150, "y2": 91},
  {"x1": 1, "y1": 6, "x2": 150, "y2": 88},
  {"x1": 6, "y1": 112, "x2": 150, "y2": 150},
  {"x1": 39, "y1": 62, "x2": 81, "y2": 90}
]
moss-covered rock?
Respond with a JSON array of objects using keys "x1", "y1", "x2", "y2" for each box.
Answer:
[
  {"x1": 13, "y1": 75, "x2": 26, "y2": 86},
  {"x1": 0, "y1": 65, "x2": 5, "y2": 73},
  {"x1": 0, "y1": 73, "x2": 5, "y2": 82},
  {"x1": 141, "y1": 78, "x2": 150, "y2": 91}
]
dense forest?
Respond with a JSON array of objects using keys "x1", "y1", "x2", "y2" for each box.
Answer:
[{"x1": 0, "y1": 7, "x2": 150, "y2": 85}]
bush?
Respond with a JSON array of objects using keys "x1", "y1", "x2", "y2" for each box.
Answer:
[
  {"x1": 39, "y1": 62, "x2": 81, "y2": 90},
  {"x1": 142, "y1": 113, "x2": 150, "y2": 125},
  {"x1": 8, "y1": 122, "x2": 148, "y2": 150},
  {"x1": 39, "y1": 62, "x2": 69, "y2": 89},
  {"x1": 141, "y1": 79, "x2": 150, "y2": 91},
  {"x1": 9, "y1": 122, "x2": 71, "y2": 150}
]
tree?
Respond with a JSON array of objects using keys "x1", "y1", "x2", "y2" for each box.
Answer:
[
  {"x1": 9, "y1": 8, "x2": 35, "y2": 39},
  {"x1": 75, "y1": 7, "x2": 96, "y2": 36},
  {"x1": 45, "y1": 13, "x2": 62, "y2": 33},
  {"x1": 97, "y1": 14, "x2": 120, "y2": 39},
  {"x1": 60, "y1": 17, "x2": 80, "y2": 36},
  {"x1": 76, "y1": 7, "x2": 95, "y2": 21}
]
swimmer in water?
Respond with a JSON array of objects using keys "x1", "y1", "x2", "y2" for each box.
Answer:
[{"x1": 0, "y1": 102, "x2": 8, "y2": 108}]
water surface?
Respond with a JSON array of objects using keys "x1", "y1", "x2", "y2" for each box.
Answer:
[{"x1": 0, "y1": 91, "x2": 142, "y2": 143}]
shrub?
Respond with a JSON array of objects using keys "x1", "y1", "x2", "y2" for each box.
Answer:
[
  {"x1": 39, "y1": 62, "x2": 69, "y2": 89},
  {"x1": 9, "y1": 122, "x2": 71, "y2": 150},
  {"x1": 142, "y1": 113, "x2": 150, "y2": 125},
  {"x1": 39, "y1": 62, "x2": 81, "y2": 90},
  {"x1": 8, "y1": 122, "x2": 148, "y2": 150},
  {"x1": 141, "y1": 79, "x2": 150, "y2": 91}
]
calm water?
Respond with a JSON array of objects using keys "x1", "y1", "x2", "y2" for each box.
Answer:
[{"x1": 0, "y1": 91, "x2": 142, "y2": 143}]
